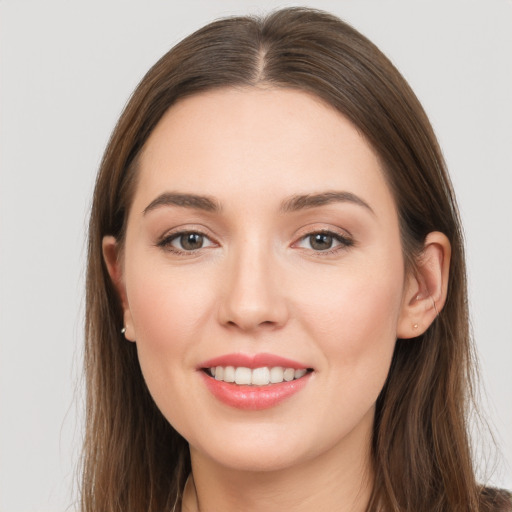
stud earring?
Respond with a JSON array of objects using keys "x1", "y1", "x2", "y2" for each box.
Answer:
[
  {"x1": 121, "y1": 327, "x2": 126, "y2": 334},
  {"x1": 413, "y1": 323, "x2": 419, "y2": 329}
]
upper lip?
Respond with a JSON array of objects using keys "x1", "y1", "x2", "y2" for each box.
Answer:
[{"x1": 198, "y1": 352, "x2": 310, "y2": 370}]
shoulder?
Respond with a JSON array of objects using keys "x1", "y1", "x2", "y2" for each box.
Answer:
[{"x1": 480, "y1": 487, "x2": 512, "y2": 512}]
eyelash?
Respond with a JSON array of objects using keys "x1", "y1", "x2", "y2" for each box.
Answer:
[
  {"x1": 293, "y1": 230, "x2": 354, "y2": 255},
  {"x1": 156, "y1": 230, "x2": 216, "y2": 255},
  {"x1": 156, "y1": 229, "x2": 354, "y2": 256}
]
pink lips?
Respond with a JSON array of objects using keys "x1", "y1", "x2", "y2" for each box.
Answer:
[
  {"x1": 200, "y1": 352, "x2": 308, "y2": 370},
  {"x1": 198, "y1": 352, "x2": 312, "y2": 411}
]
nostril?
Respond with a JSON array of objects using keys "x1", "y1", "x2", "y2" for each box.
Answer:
[{"x1": 224, "y1": 318, "x2": 280, "y2": 331}]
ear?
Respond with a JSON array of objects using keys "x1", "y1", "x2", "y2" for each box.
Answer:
[
  {"x1": 102, "y1": 235, "x2": 136, "y2": 342},
  {"x1": 396, "y1": 231, "x2": 451, "y2": 339}
]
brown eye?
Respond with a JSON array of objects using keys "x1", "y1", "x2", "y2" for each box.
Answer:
[
  {"x1": 309, "y1": 233, "x2": 333, "y2": 250},
  {"x1": 158, "y1": 231, "x2": 215, "y2": 253},
  {"x1": 295, "y1": 230, "x2": 353, "y2": 253},
  {"x1": 179, "y1": 233, "x2": 204, "y2": 250}
]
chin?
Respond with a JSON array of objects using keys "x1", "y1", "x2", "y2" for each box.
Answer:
[
  {"x1": 197, "y1": 442, "x2": 308, "y2": 473},
  {"x1": 187, "y1": 417, "x2": 351, "y2": 475}
]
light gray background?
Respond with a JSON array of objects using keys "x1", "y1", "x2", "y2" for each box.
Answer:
[{"x1": 1, "y1": 1, "x2": 510, "y2": 510}]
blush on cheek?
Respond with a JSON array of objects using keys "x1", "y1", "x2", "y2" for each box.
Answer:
[
  {"x1": 305, "y1": 277, "x2": 401, "y2": 340},
  {"x1": 127, "y1": 266, "x2": 201, "y2": 342}
]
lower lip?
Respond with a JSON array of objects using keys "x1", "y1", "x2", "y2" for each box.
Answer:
[{"x1": 200, "y1": 371, "x2": 311, "y2": 410}]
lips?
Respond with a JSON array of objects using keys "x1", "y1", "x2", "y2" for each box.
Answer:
[
  {"x1": 198, "y1": 353, "x2": 313, "y2": 410},
  {"x1": 200, "y1": 353, "x2": 309, "y2": 370}
]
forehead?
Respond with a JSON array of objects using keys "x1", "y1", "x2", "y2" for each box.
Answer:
[{"x1": 133, "y1": 87, "x2": 396, "y2": 219}]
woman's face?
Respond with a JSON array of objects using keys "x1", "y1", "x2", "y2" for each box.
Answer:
[{"x1": 114, "y1": 87, "x2": 412, "y2": 473}]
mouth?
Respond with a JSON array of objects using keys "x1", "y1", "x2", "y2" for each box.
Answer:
[
  {"x1": 204, "y1": 366, "x2": 312, "y2": 386},
  {"x1": 198, "y1": 353, "x2": 314, "y2": 410}
]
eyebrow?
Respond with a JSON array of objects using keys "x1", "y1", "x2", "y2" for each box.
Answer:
[
  {"x1": 280, "y1": 191, "x2": 374, "y2": 215},
  {"x1": 143, "y1": 193, "x2": 221, "y2": 215},
  {"x1": 143, "y1": 190, "x2": 373, "y2": 216}
]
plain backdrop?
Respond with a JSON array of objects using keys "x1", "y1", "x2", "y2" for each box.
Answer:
[{"x1": 0, "y1": 1, "x2": 510, "y2": 510}]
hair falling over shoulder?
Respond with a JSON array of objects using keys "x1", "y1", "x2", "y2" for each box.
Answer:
[{"x1": 81, "y1": 7, "x2": 511, "y2": 512}]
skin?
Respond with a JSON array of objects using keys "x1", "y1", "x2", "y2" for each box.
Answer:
[{"x1": 103, "y1": 87, "x2": 450, "y2": 512}]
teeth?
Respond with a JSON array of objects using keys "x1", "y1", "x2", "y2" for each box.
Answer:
[
  {"x1": 283, "y1": 368, "x2": 295, "y2": 381},
  {"x1": 251, "y1": 367, "x2": 270, "y2": 386},
  {"x1": 208, "y1": 366, "x2": 309, "y2": 386},
  {"x1": 223, "y1": 366, "x2": 235, "y2": 383},
  {"x1": 235, "y1": 367, "x2": 252, "y2": 385},
  {"x1": 269, "y1": 366, "x2": 284, "y2": 383}
]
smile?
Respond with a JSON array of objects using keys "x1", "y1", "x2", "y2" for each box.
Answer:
[
  {"x1": 207, "y1": 366, "x2": 309, "y2": 386},
  {"x1": 199, "y1": 353, "x2": 313, "y2": 410}
]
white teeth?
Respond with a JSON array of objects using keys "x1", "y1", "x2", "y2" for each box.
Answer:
[
  {"x1": 269, "y1": 366, "x2": 284, "y2": 383},
  {"x1": 235, "y1": 367, "x2": 252, "y2": 385},
  {"x1": 283, "y1": 368, "x2": 295, "y2": 381},
  {"x1": 251, "y1": 367, "x2": 270, "y2": 386},
  {"x1": 223, "y1": 366, "x2": 235, "y2": 383},
  {"x1": 208, "y1": 365, "x2": 309, "y2": 386},
  {"x1": 294, "y1": 369, "x2": 307, "y2": 379}
]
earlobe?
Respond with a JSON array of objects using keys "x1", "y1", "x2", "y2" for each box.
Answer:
[
  {"x1": 102, "y1": 236, "x2": 136, "y2": 342},
  {"x1": 396, "y1": 231, "x2": 451, "y2": 339}
]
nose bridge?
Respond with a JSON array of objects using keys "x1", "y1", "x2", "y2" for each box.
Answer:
[{"x1": 219, "y1": 235, "x2": 287, "y2": 331}]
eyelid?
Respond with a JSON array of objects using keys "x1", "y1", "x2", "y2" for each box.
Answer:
[
  {"x1": 291, "y1": 226, "x2": 354, "y2": 253},
  {"x1": 155, "y1": 224, "x2": 354, "y2": 255},
  {"x1": 156, "y1": 225, "x2": 219, "y2": 254}
]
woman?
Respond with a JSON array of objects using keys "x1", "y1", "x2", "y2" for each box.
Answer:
[{"x1": 82, "y1": 7, "x2": 511, "y2": 512}]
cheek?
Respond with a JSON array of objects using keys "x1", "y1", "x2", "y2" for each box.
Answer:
[
  {"x1": 126, "y1": 258, "x2": 213, "y2": 347},
  {"x1": 123, "y1": 261, "x2": 218, "y2": 430},
  {"x1": 290, "y1": 266, "x2": 402, "y2": 447},
  {"x1": 122, "y1": 256, "x2": 219, "y2": 409},
  {"x1": 294, "y1": 253, "x2": 404, "y2": 382},
  {"x1": 300, "y1": 257, "x2": 402, "y2": 327}
]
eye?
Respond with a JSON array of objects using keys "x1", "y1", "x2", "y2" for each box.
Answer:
[
  {"x1": 158, "y1": 231, "x2": 216, "y2": 253},
  {"x1": 295, "y1": 231, "x2": 353, "y2": 252}
]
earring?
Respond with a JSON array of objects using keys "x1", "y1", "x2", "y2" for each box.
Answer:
[
  {"x1": 121, "y1": 327, "x2": 126, "y2": 334},
  {"x1": 413, "y1": 323, "x2": 419, "y2": 329}
]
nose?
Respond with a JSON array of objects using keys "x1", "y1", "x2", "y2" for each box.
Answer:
[{"x1": 217, "y1": 242, "x2": 289, "y2": 332}]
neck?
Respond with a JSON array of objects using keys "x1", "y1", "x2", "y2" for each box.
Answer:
[{"x1": 182, "y1": 418, "x2": 374, "y2": 512}]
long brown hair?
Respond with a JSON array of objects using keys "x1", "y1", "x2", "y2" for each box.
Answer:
[{"x1": 82, "y1": 7, "x2": 510, "y2": 511}]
